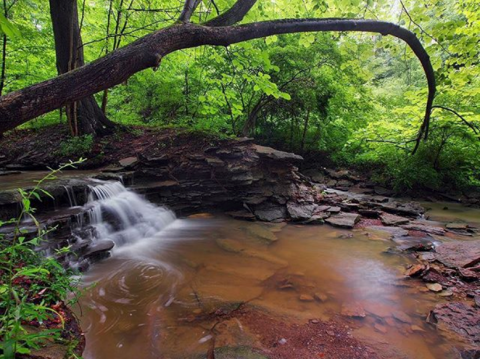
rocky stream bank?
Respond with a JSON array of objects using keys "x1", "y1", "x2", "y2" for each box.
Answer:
[{"x1": 1, "y1": 127, "x2": 479, "y2": 358}]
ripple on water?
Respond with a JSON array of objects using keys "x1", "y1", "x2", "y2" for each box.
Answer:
[{"x1": 78, "y1": 215, "x2": 472, "y2": 359}]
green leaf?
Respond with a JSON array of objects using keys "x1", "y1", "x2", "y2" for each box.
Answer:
[{"x1": 0, "y1": 13, "x2": 20, "y2": 38}]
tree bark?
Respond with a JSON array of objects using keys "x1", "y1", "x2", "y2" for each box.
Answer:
[
  {"x1": 0, "y1": 0, "x2": 8, "y2": 96},
  {"x1": 49, "y1": 0, "x2": 114, "y2": 136},
  {"x1": 0, "y1": 18, "x2": 435, "y2": 136}
]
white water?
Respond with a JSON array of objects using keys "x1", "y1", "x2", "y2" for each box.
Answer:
[{"x1": 85, "y1": 181, "x2": 176, "y2": 249}]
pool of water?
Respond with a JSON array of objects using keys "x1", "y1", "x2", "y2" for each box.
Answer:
[{"x1": 77, "y1": 214, "x2": 474, "y2": 359}]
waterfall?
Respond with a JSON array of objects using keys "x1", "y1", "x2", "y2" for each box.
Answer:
[{"x1": 84, "y1": 180, "x2": 176, "y2": 248}]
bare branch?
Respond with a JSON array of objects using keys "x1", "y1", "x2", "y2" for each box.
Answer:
[
  {"x1": 432, "y1": 105, "x2": 480, "y2": 135},
  {"x1": 178, "y1": 0, "x2": 202, "y2": 23},
  {"x1": 205, "y1": 0, "x2": 257, "y2": 26},
  {"x1": 210, "y1": 0, "x2": 220, "y2": 15},
  {"x1": 399, "y1": 0, "x2": 451, "y2": 56}
]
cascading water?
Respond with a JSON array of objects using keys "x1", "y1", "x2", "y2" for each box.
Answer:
[{"x1": 84, "y1": 180, "x2": 176, "y2": 249}]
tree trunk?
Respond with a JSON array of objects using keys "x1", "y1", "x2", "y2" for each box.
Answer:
[
  {"x1": 242, "y1": 98, "x2": 264, "y2": 136},
  {"x1": 300, "y1": 110, "x2": 310, "y2": 154},
  {"x1": 0, "y1": 0, "x2": 8, "y2": 96},
  {"x1": 49, "y1": 0, "x2": 114, "y2": 136}
]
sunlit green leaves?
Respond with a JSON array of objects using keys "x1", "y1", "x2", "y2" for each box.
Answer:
[{"x1": 0, "y1": 12, "x2": 20, "y2": 38}]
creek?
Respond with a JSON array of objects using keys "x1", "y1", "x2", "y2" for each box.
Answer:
[
  {"x1": 1, "y1": 168, "x2": 479, "y2": 358},
  {"x1": 67, "y1": 181, "x2": 479, "y2": 359}
]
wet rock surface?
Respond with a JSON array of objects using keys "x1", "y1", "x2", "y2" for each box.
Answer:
[
  {"x1": 434, "y1": 241, "x2": 480, "y2": 269},
  {"x1": 428, "y1": 302, "x2": 480, "y2": 345}
]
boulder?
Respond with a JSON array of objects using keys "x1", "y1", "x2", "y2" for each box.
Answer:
[
  {"x1": 254, "y1": 203, "x2": 287, "y2": 222},
  {"x1": 286, "y1": 202, "x2": 316, "y2": 221},
  {"x1": 325, "y1": 212, "x2": 360, "y2": 229}
]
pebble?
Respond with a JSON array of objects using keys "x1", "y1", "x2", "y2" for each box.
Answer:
[
  {"x1": 299, "y1": 294, "x2": 315, "y2": 302},
  {"x1": 426, "y1": 283, "x2": 443, "y2": 292}
]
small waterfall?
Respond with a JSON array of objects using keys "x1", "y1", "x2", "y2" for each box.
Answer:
[
  {"x1": 63, "y1": 185, "x2": 78, "y2": 207},
  {"x1": 84, "y1": 181, "x2": 176, "y2": 248}
]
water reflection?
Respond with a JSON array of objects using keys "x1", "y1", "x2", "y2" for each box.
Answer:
[{"x1": 78, "y1": 216, "x2": 465, "y2": 359}]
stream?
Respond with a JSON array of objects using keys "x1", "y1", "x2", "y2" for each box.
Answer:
[{"x1": 67, "y1": 181, "x2": 480, "y2": 359}]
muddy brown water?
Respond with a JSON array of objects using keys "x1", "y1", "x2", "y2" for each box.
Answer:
[{"x1": 77, "y1": 209, "x2": 480, "y2": 359}]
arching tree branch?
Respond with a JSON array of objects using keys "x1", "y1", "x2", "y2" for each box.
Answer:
[
  {"x1": 0, "y1": 19, "x2": 435, "y2": 137},
  {"x1": 205, "y1": 0, "x2": 257, "y2": 26}
]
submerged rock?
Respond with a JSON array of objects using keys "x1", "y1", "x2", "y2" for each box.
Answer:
[
  {"x1": 245, "y1": 223, "x2": 278, "y2": 243},
  {"x1": 341, "y1": 302, "x2": 366, "y2": 318},
  {"x1": 391, "y1": 310, "x2": 412, "y2": 324}
]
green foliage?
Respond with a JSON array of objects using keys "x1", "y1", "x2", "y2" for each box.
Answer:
[
  {"x1": 57, "y1": 134, "x2": 94, "y2": 157},
  {"x1": 0, "y1": 160, "x2": 85, "y2": 358}
]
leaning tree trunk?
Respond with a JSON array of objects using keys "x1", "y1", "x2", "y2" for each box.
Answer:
[{"x1": 49, "y1": 0, "x2": 114, "y2": 136}]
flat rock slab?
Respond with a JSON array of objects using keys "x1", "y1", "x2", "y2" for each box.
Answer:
[
  {"x1": 446, "y1": 222, "x2": 469, "y2": 231},
  {"x1": 428, "y1": 302, "x2": 480, "y2": 345},
  {"x1": 402, "y1": 222, "x2": 446, "y2": 236},
  {"x1": 435, "y1": 240, "x2": 480, "y2": 268},
  {"x1": 325, "y1": 212, "x2": 360, "y2": 229},
  {"x1": 380, "y1": 213, "x2": 410, "y2": 226},
  {"x1": 118, "y1": 156, "x2": 138, "y2": 168},
  {"x1": 253, "y1": 145, "x2": 303, "y2": 162}
]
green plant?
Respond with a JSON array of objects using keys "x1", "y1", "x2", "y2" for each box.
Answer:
[
  {"x1": 57, "y1": 135, "x2": 94, "y2": 157},
  {"x1": 0, "y1": 159, "x2": 85, "y2": 358}
]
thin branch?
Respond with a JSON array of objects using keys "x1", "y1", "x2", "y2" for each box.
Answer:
[
  {"x1": 210, "y1": 0, "x2": 220, "y2": 15},
  {"x1": 81, "y1": 19, "x2": 167, "y2": 48},
  {"x1": 129, "y1": 7, "x2": 182, "y2": 13},
  {"x1": 399, "y1": 0, "x2": 451, "y2": 56},
  {"x1": 432, "y1": 105, "x2": 479, "y2": 135}
]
